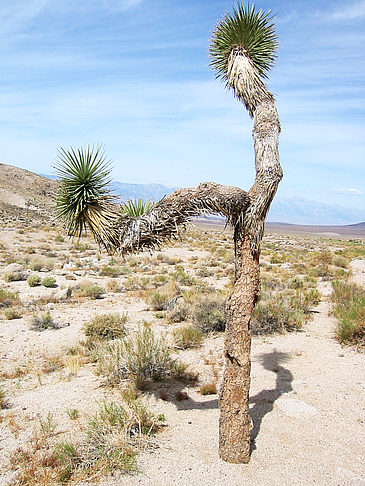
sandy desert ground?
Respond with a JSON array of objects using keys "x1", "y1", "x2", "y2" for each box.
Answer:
[{"x1": 0, "y1": 223, "x2": 364, "y2": 486}]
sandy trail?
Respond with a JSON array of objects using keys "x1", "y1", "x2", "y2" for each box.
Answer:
[{"x1": 118, "y1": 279, "x2": 365, "y2": 486}]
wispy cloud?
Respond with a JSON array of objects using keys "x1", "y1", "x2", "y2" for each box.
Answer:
[
  {"x1": 0, "y1": 0, "x2": 48, "y2": 35},
  {"x1": 331, "y1": 0, "x2": 365, "y2": 20},
  {"x1": 332, "y1": 188, "x2": 363, "y2": 195}
]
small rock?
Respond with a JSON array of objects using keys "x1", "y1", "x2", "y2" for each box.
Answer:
[{"x1": 276, "y1": 397, "x2": 320, "y2": 417}]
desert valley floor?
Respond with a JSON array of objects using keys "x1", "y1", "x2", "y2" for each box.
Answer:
[{"x1": 0, "y1": 223, "x2": 364, "y2": 486}]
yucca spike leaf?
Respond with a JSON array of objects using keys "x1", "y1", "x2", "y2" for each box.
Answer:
[
  {"x1": 54, "y1": 144, "x2": 116, "y2": 237},
  {"x1": 209, "y1": 3, "x2": 278, "y2": 82},
  {"x1": 121, "y1": 198, "x2": 154, "y2": 217}
]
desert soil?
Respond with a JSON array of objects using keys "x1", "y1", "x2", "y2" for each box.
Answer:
[
  {"x1": 0, "y1": 227, "x2": 364, "y2": 486},
  {"x1": 119, "y1": 277, "x2": 365, "y2": 486}
]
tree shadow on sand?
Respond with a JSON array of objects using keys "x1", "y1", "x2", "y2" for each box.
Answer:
[{"x1": 249, "y1": 350, "x2": 293, "y2": 452}]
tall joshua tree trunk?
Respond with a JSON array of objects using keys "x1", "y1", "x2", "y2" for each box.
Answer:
[
  {"x1": 219, "y1": 98, "x2": 281, "y2": 462},
  {"x1": 55, "y1": 3, "x2": 281, "y2": 465}
]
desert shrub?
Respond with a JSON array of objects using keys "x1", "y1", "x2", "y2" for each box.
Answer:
[
  {"x1": 4, "y1": 307, "x2": 22, "y2": 320},
  {"x1": 270, "y1": 252, "x2": 282, "y2": 264},
  {"x1": 54, "y1": 235, "x2": 64, "y2": 243},
  {"x1": 167, "y1": 301, "x2": 189, "y2": 322},
  {"x1": 42, "y1": 276, "x2": 56, "y2": 288},
  {"x1": 0, "y1": 386, "x2": 8, "y2": 409},
  {"x1": 200, "y1": 383, "x2": 217, "y2": 395},
  {"x1": 171, "y1": 265, "x2": 194, "y2": 286},
  {"x1": 30, "y1": 259, "x2": 44, "y2": 271},
  {"x1": 172, "y1": 325, "x2": 203, "y2": 349},
  {"x1": 331, "y1": 281, "x2": 365, "y2": 345},
  {"x1": 27, "y1": 274, "x2": 41, "y2": 287},
  {"x1": 146, "y1": 281, "x2": 180, "y2": 311},
  {"x1": 332, "y1": 255, "x2": 349, "y2": 268},
  {"x1": 4, "y1": 270, "x2": 25, "y2": 282},
  {"x1": 0, "y1": 289, "x2": 20, "y2": 308},
  {"x1": 30, "y1": 311, "x2": 58, "y2": 331},
  {"x1": 152, "y1": 274, "x2": 168, "y2": 286},
  {"x1": 105, "y1": 279, "x2": 121, "y2": 293},
  {"x1": 10, "y1": 390, "x2": 160, "y2": 484},
  {"x1": 84, "y1": 313, "x2": 127, "y2": 341},
  {"x1": 191, "y1": 293, "x2": 226, "y2": 333},
  {"x1": 99, "y1": 265, "x2": 123, "y2": 277},
  {"x1": 96, "y1": 326, "x2": 175, "y2": 386},
  {"x1": 251, "y1": 286, "x2": 320, "y2": 335},
  {"x1": 197, "y1": 267, "x2": 214, "y2": 277},
  {"x1": 74, "y1": 281, "x2": 104, "y2": 299}
]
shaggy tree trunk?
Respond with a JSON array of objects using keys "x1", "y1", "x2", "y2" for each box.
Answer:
[{"x1": 219, "y1": 98, "x2": 282, "y2": 462}]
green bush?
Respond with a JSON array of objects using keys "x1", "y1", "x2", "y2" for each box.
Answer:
[
  {"x1": 84, "y1": 313, "x2": 127, "y2": 340},
  {"x1": 42, "y1": 276, "x2": 56, "y2": 288},
  {"x1": 75, "y1": 281, "x2": 105, "y2": 299},
  {"x1": 331, "y1": 281, "x2": 365, "y2": 345},
  {"x1": 27, "y1": 274, "x2": 41, "y2": 287}
]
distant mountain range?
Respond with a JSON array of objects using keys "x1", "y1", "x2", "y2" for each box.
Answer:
[
  {"x1": 268, "y1": 197, "x2": 364, "y2": 225},
  {"x1": 41, "y1": 173, "x2": 363, "y2": 225}
]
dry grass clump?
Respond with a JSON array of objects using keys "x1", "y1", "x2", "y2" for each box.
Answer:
[
  {"x1": 96, "y1": 326, "x2": 178, "y2": 387},
  {"x1": 331, "y1": 281, "x2": 365, "y2": 346},
  {"x1": 172, "y1": 325, "x2": 204, "y2": 349},
  {"x1": 251, "y1": 284, "x2": 321, "y2": 335},
  {"x1": 9, "y1": 391, "x2": 161, "y2": 485},
  {"x1": 146, "y1": 281, "x2": 180, "y2": 311},
  {"x1": 73, "y1": 280, "x2": 105, "y2": 300},
  {"x1": 0, "y1": 288, "x2": 21, "y2": 316},
  {"x1": 30, "y1": 311, "x2": 59, "y2": 331},
  {"x1": 167, "y1": 301, "x2": 189, "y2": 322},
  {"x1": 171, "y1": 265, "x2": 194, "y2": 286},
  {"x1": 83, "y1": 313, "x2": 127, "y2": 341},
  {"x1": 200, "y1": 382, "x2": 217, "y2": 395},
  {"x1": 0, "y1": 385, "x2": 9, "y2": 409},
  {"x1": 3, "y1": 307, "x2": 22, "y2": 320},
  {"x1": 191, "y1": 293, "x2": 226, "y2": 333},
  {"x1": 106, "y1": 279, "x2": 122, "y2": 293},
  {"x1": 331, "y1": 255, "x2": 349, "y2": 268},
  {"x1": 27, "y1": 274, "x2": 41, "y2": 287}
]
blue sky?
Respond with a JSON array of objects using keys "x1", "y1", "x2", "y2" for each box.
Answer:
[{"x1": 1, "y1": 0, "x2": 364, "y2": 216}]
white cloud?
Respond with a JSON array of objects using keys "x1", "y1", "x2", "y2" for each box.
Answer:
[
  {"x1": 332, "y1": 188, "x2": 363, "y2": 195},
  {"x1": 331, "y1": 0, "x2": 365, "y2": 20}
]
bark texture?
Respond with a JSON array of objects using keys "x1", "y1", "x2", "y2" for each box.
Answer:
[
  {"x1": 218, "y1": 97, "x2": 281, "y2": 463},
  {"x1": 94, "y1": 182, "x2": 250, "y2": 254}
]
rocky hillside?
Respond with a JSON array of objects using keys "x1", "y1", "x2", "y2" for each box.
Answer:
[{"x1": 0, "y1": 163, "x2": 58, "y2": 225}]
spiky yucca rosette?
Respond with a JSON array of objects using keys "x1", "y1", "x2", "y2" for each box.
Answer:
[
  {"x1": 209, "y1": 4, "x2": 278, "y2": 116},
  {"x1": 54, "y1": 145, "x2": 121, "y2": 247}
]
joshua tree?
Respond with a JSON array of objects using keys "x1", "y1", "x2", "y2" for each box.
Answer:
[{"x1": 55, "y1": 3, "x2": 282, "y2": 464}]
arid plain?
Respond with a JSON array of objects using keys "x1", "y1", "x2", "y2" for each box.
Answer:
[{"x1": 0, "y1": 165, "x2": 364, "y2": 485}]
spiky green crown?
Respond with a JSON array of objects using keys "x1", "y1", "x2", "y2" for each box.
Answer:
[
  {"x1": 54, "y1": 145, "x2": 114, "y2": 237},
  {"x1": 209, "y1": 3, "x2": 278, "y2": 81}
]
